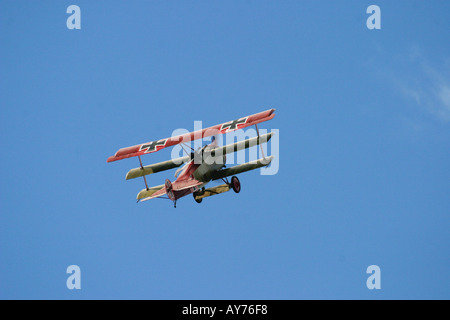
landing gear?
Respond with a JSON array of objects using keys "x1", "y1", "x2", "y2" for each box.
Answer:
[
  {"x1": 193, "y1": 187, "x2": 205, "y2": 204},
  {"x1": 230, "y1": 176, "x2": 241, "y2": 193},
  {"x1": 194, "y1": 195, "x2": 202, "y2": 203}
]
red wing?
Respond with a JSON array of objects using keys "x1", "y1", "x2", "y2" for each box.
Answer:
[{"x1": 107, "y1": 108, "x2": 275, "y2": 162}]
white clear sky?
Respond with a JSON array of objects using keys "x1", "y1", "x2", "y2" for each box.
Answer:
[{"x1": 0, "y1": 1, "x2": 449, "y2": 299}]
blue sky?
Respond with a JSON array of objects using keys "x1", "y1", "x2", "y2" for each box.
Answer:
[{"x1": 0, "y1": 1, "x2": 449, "y2": 299}]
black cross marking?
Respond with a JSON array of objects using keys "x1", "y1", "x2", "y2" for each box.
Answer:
[
  {"x1": 140, "y1": 139, "x2": 167, "y2": 153},
  {"x1": 221, "y1": 117, "x2": 248, "y2": 132}
]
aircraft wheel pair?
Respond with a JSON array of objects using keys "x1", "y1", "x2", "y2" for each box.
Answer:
[
  {"x1": 230, "y1": 176, "x2": 241, "y2": 193},
  {"x1": 193, "y1": 188, "x2": 204, "y2": 204},
  {"x1": 194, "y1": 195, "x2": 202, "y2": 204}
]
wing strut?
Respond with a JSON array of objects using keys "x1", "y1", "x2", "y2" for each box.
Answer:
[
  {"x1": 138, "y1": 155, "x2": 149, "y2": 190},
  {"x1": 255, "y1": 123, "x2": 266, "y2": 160}
]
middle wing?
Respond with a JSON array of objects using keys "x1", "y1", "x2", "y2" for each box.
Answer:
[
  {"x1": 126, "y1": 155, "x2": 191, "y2": 180},
  {"x1": 125, "y1": 132, "x2": 274, "y2": 180}
]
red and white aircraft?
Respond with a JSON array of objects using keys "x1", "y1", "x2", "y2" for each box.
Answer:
[{"x1": 107, "y1": 109, "x2": 276, "y2": 207}]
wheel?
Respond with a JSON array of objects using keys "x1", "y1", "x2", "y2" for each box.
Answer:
[
  {"x1": 230, "y1": 176, "x2": 241, "y2": 193},
  {"x1": 193, "y1": 192, "x2": 203, "y2": 203}
]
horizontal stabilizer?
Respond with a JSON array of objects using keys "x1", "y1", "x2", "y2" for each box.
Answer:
[
  {"x1": 126, "y1": 155, "x2": 191, "y2": 180},
  {"x1": 211, "y1": 156, "x2": 274, "y2": 180},
  {"x1": 136, "y1": 184, "x2": 165, "y2": 201},
  {"x1": 194, "y1": 184, "x2": 231, "y2": 200}
]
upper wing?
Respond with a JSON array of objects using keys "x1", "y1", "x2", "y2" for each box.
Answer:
[{"x1": 107, "y1": 108, "x2": 275, "y2": 162}]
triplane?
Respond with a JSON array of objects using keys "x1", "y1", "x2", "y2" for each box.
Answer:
[{"x1": 107, "y1": 109, "x2": 276, "y2": 207}]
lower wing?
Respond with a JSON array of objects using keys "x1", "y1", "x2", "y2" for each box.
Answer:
[{"x1": 211, "y1": 156, "x2": 274, "y2": 180}]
